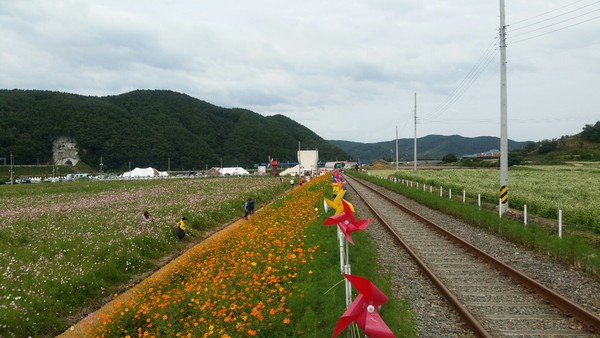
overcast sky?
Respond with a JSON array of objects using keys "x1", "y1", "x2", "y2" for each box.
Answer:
[{"x1": 1, "y1": 0, "x2": 599, "y2": 143}]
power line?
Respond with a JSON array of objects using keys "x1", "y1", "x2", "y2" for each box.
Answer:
[
  {"x1": 508, "y1": 8, "x2": 600, "y2": 39},
  {"x1": 508, "y1": 15, "x2": 600, "y2": 45},
  {"x1": 422, "y1": 36, "x2": 498, "y2": 122},
  {"x1": 508, "y1": 0, "x2": 597, "y2": 26},
  {"x1": 505, "y1": 0, "x2": 600, "y2": 44},
  {"x1": 509, "y1": 1, "x2": 600, "y2": 31}
]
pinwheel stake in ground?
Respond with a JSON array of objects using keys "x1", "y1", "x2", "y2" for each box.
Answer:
[
  {"x1": 324, "y1": 199, "x2": 370, "y2": 309},
  {"x1": 332, "y1": 274, "x2": 395, "y2": 338}
]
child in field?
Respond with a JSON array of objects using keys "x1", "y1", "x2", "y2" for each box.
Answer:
[
  {"x1": 141, "y1": 210, "x2": 152, "y2": 226},
  {"x1": 176, "y1": 216, "x2": 187, "y2": 241}
]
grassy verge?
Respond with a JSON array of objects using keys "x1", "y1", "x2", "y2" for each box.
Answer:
[
  {"x1": 290, "y1": 181, "x2": 416, "y2": 337},
  {"x1": 350, "y1": 171, "x2": 600, "y2": 277}
]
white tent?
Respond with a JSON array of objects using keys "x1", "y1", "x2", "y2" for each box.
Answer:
[
  {"x1": 279, "y1": 165, "x2": 300, "y2": 176},
  {"x1": 279, "y1": 150, "x2": 319, "y2": 176},
  {"x1": 122, "y1": 167, "x2": 168, "y2": 178},
  {"x1": 219, "y1": 167, "x2": 250, "y2": 176}
]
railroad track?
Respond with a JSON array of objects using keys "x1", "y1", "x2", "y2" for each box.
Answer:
[{"x1": 346, "y1": 175, "x2": 600, "y2": 337}]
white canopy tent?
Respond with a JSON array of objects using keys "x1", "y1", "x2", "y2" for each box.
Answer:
[
  {"x1": 218, "y1": 167, "x2": 250, "y2": 176},
  {"x1": 122, "y1": 167, "x2": 168, "y2": 178}
]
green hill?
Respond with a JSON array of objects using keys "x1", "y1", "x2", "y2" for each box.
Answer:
[
  {"x1": 511, "y1": 133, "x2": 600, "y2": 164},
  {"x1": 330, "y1": 122, "x2": 600, "y2": 164},
  {"x1": 330, "y1": 135, "x2": 531, "y2": 163},
  {"x1": 0, "y1": 89, "x2": 350, "y2": 171}
]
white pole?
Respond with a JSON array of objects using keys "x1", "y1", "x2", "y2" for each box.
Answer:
[
  {"x1": 524, "y1": 205, "x2": 528, "y2": 225},
  {"x1": 478, "y1": 194, "x2": 481, "y2": 209},
  {"x1": 558, "y1": 209, "x2": 563, "y2": 238},
  {"x1": 449, "y1": 188, "x2": 452, "y2": 200},
  {"x1": 499, "y1": 0, "x2": 509, "y2": 216},
  {"x1": 396, "y1": 126, "x2": 399, "y2": 171},
  {"x1": 337, "y1": 227, "x2": 345, "y2": 274},
  {"x1": 440, "y1": 186, "x2": 443, "y2": 197},
  {"x1": 10, "y1": 152, "x2": 13, "y2": 184},
  {"x1": 430, "y1": 186, "x2": 433, "y2": 193},
  {"x1": 413, "y1": 92, "x2": 417, "y2": 171},
  {"x1": 463, "y1": 190, "x2": 466, "y2": 203},
  {"x1": 345, "y1": 238, "x2": 351, "y2": 307},
  {"x1": 499, "y1": 199, "x2": 502, "y2": 218},
  {"x1": 416, "y1": 182, "x2": 419, "y2": 189}
]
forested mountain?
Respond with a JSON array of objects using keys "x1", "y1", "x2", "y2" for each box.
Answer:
[
  {"x1": 0, "y1": 89, "x2": 349, "y2": 171},
  {"x1": 329, "y1": 135, "x2": 531, "y2": 163}
]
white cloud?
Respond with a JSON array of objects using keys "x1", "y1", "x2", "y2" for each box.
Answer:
[{"x1": 1, "y1": 0, "x2": 599, "y2": 143}]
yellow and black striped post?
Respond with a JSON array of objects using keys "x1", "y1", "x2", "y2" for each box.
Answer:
[{"x1": 500, "y1": 185, "x2": 508, "y2": 205}]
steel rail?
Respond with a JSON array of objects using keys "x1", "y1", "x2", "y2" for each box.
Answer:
[
  {"x1": 346, "y1": 175, "x2": 600, "y2": 335},
  {"x1": 347, "y1": 176, "x2": 491, "y2": 337}
]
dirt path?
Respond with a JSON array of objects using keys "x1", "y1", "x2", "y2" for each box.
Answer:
[{"x1": 58, "y1": 217, "x2": 248, "y2": 337}]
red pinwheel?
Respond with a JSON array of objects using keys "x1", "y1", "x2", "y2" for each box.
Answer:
[
  {"x1": 333, "y1": 169, "x2": 342, "y2": 182},
  {"x1": 323, "y1": 199, "x2": 369, "y2": 244},
  {"x1": 333, "y1": 274, "x2": 395, "y2": 338}
]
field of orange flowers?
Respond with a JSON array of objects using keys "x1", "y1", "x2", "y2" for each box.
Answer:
[{"x1": 83, "y1": 175, "x2": 330, "y2": 337}]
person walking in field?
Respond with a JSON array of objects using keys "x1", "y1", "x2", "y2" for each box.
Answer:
[
  {"x1": 248, "y1": 198, "x2": 256, "y2": 217},
  {"x1": 176, "y1": 216, "x2": 187, "y2": 241},
  {"x1": 290, "y1": 178, "x2": 295, "y2": 188},
  {"x1": 243, "y1": 198, "x2": 256, "y2": 220}
]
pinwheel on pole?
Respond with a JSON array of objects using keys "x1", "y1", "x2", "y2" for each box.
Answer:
[
  {"x1": 331, "y1": 180, "x2": 344, "y2": 197},
  {"x1": 333, "y1": 169, "x2": 342, "y2": 182},
  {"x1": 332, "y1": 274, "x2": 395, "y2": 338},
  {"x1": 324, "y1": 190, "x2": 354, "y2": 216},
  {"x1": 323, "y1": 199, "x2": 369, "y2": 245},
  {"x1": 324, "y1": 198, "x2": 370, "y2": 309}
]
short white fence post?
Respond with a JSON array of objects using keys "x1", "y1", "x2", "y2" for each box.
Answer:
[
  {"x1": 430, "y1": 186, "x2": 433, "y2": 193},
  {"x1": 440, "y1": 186, "x2": 443, "y2": 197},
  {"x1": 449, "y1": 188, "x2": 452, "y2": 199},
  {"x1": 558, "y1": 209, "x2": 563, "y2": 238},
  {"x1": 478, "y1": 194, "x2": 481, "y2": 210},
  {"x1": 462, "y1": 190, "x2": 466, "y2": 203},
  {"x1": 499, "y1": 199, "x2": 502, "y2": 218},
  {"x1": 524, "y1": 205, "x2": 527, "y2": 226}
]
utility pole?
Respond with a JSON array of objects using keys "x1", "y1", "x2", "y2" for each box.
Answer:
[
  {"x1": 10, "y1": 152, "x2": 13, "y2": 184},
  {"x1": 499, "y1": 0, "x2": 509, "y2": 216},
  {"x1": 395, "y1": 126, "x2": 399, "y2": 171},
  {"x1": 413, "y1": 93, "x2": 417, "y2": 171}
]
